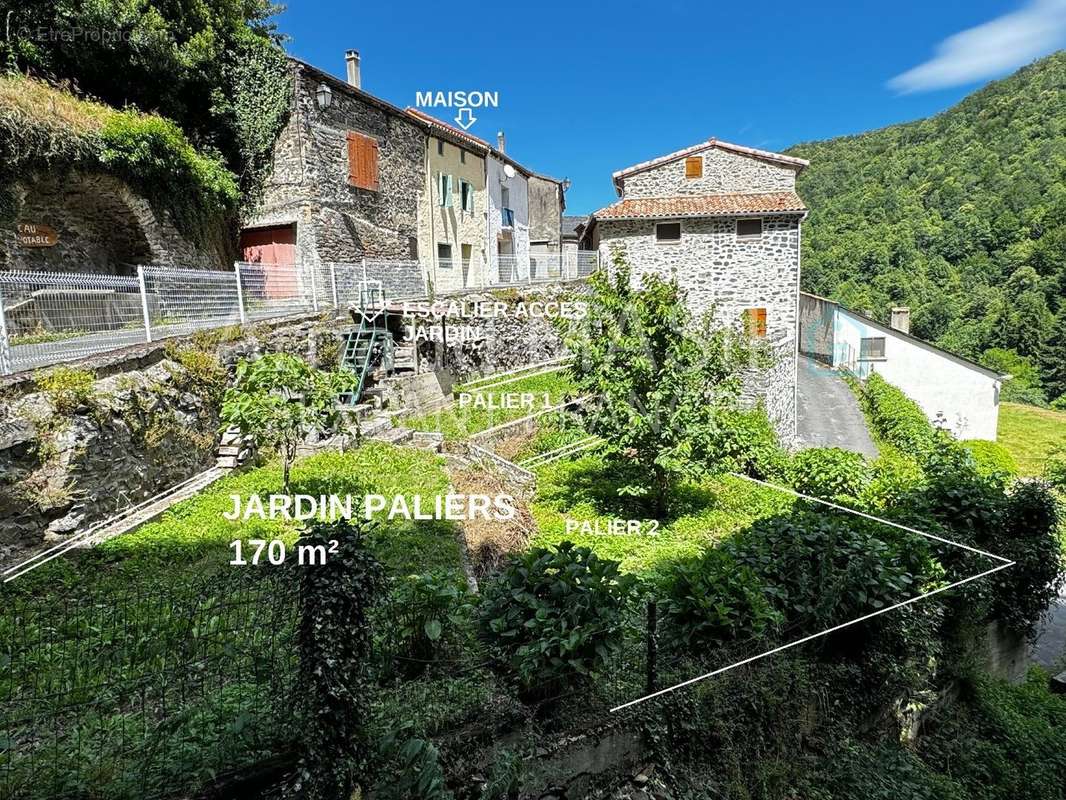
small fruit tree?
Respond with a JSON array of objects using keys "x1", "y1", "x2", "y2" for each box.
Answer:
[
  {"x1": 567, "y1": 253, "x2": 764, "y2": 517},
  {"x1": 220, "y1": 353, "x2": 349, "y2": 491}
]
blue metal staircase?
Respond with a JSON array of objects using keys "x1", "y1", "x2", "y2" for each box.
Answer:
[{"x1": 337, "y1": 280, "x2": 392, "y2": 407}]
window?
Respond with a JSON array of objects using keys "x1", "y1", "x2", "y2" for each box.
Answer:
[
  {"x1": 744, "y1": 308, "x2": 767, "y2": 338},
  {"x1": 685, "y1": 156, "x2": 703, "y2": 178},
  {"x1": 860, "y1": 337, "x2": 886, "y2": 360},
  {"x1": 460, "y1": 149, "x2": 466, "y2": 164},
  {"x1": 346, "y1": 131, "x2": 379, "y2": 190},
  {"x1": 438, "y1": 173, "x2": 453, "y2": 207},
  {"x1": 437, "y1": 139, "x2": 444, "y2": 156},
  {"x1": 460, "y1": 180, "x2": 474, "y2": 212},
  {"x1": 655, "y1": 221, "x2": 682, "y2": 243},
  {"x1": 737, "y1": 218, "x2": 763, "y2": 239},
  {"x1": 501, "y1": 185, "x2": 510, "y2": 209},
  {"x1": 408, "y1": 237, "x2": 418, "y2": 261},
  {"x1": 437, "y1": 243, "x2": 453, "y2": 267}
]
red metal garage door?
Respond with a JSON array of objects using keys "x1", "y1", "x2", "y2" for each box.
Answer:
[{"x1": 239, "y1": 225, "x2": 296, "y2": 298}]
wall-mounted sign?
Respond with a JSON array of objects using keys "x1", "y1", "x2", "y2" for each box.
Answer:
[{"x1": 16, "y1": 223, "x2": 59, "y2": 248}]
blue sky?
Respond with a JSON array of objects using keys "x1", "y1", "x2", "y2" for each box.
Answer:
[{"x1": 276, "y1": 0, "x2": 1066, "y2": 215}]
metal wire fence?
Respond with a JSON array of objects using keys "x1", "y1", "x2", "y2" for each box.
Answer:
[
  {"x1": 0, "y1": 255, "x2": 598, "y2": 376},
  {"x1": 0, "y1": 570, "x2": 299, "y2": 800}
]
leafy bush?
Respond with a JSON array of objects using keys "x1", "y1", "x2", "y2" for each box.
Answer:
[
  {"x1": 726, "y1": 512, "x2": 936, "y2": 630},
  {"x1": 789, "y1": 447, "x2": 871, "y2": 502},
  {"x1": 658, "y1": 547, "x2": 782, "y2": 650},
  {"x1": 479, "y1": 541, "x2": 636, "y2": 693},
  {"x1": 861, "y1": 449, "x2": 925, "y2": 510},
  {"x1": 383, "y1": 571, "x2": 474, "y2": 676},
  {"x1": 861, "y1": 374, "x2": 937, "y2": 462},
  {"x1": 709, "y1": 406, "x2": 789, "y2": 481},
  {"x1": 34, "y1": 366, "x2": 96, "y2": 414},
  {"x1": 374, "y1": 722, "x2": 453, "y2": 800},
  {"x1": 960, "y1": 439, "x2": 1019, "y2": 481},
  {"x1": 987, "y1": 481, "x2": 1065, "y2": 636},
  {"x1": 1047, "y1": 448, "x2": 1066, "y2": 492}
]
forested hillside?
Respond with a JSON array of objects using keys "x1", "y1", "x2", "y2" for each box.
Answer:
[{"x1": 788, "y1": 51, "x2": 1066, "y2": 407}]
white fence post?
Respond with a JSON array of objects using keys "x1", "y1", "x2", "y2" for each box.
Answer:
[
  {"x1": 0, "y1": 284, "x2": 11, "y2": 375},
  {"x1": 308, "y1": 262, "x2": 319, "y2": 313},
  {"x1": 137, "y1": 265, "x2": 152, "y2": 343},
  {"x1": 234, "y1": 262, "x2": 247, "y2": 324},
  {"x1": 330, "y1": 263, "x2": 339, "y2": 309}
]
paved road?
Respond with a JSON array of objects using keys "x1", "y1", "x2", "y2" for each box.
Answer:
[{"x1": 795, "y1": 355, "x2": 879, "y2": 458}]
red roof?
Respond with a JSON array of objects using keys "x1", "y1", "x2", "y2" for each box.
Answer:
[
  {"x1": 592, "y1": 191, "x2": 807, "y2": 220},
  {"x1": 404, "y1": 107, "x2": 491, "y2": 152}
]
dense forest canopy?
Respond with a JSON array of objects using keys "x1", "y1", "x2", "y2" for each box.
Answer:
[{"x1": 788, "y1": 50, "x2": 1066, "y2": 407}]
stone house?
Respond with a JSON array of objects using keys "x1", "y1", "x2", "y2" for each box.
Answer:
[
  {"x1": 241, "y1": 51, "x2": 428, "y2": 295},
  {"x1": 406, "y1": 108, "x2": 491, "y2": 293},
  {"x1": 528, "y1": 174, "x2": 566, "y2": 273},
  {"x1": 584, "y1": 138, "x2": 810, "y2": 439}
]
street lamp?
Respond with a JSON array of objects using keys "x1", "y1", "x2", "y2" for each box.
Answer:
[{"x1": 316, "y1": 82, "x2": 332, "y2": 111}]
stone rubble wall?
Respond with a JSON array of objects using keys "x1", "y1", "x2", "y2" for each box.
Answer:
[
  {"x1": 596, "y1": 215, "x2": 801, "y2": 441},
  {"x1": 0, "y1": 313, "x2": 341, "y2": 564}
]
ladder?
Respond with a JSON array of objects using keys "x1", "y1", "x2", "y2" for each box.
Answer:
[{"x1": 337, "y1": 280, "x2": 390, "y2": 406}]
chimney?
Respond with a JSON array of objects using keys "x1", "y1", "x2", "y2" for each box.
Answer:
[
  {"x1": 345, "y1": 50, "x2": 361, "y2": 89},
  {"x1": 890, "y1": 307, "x2": 911, "y2": 334},
  {"x1": 497, "y1": 130, "x2": 506, "y2": 153}
]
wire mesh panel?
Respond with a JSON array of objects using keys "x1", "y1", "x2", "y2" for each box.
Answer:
[
  {"x1": 140, "y1": 265, "x2": 242, "y2": 340},
  {"x1": 0, "y1": 270, "x2": 147, "y2": 373},
  {"x1": 236, "y1": 261, "x2": 315, "y2": 321},
  {"x1": 576, "y1": 250, "x2": 599, "y2": 277},
  {"x1": 0, "y1": 571, "x2": 298, "y2": 800}
]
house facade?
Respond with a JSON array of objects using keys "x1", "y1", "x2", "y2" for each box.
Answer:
[
  {"x1": 241, "y1": 52, "x2": 428, "y2": 295},
  {"x1": 799, "y1": 293, "x2": 1006, "y2": 440},
  {"x1": 586, "y1": 138, "x2": 810, "y2": 440},
  {"x1": 528, "y1": 174, "x2": 566, "y2": 276},
  {"x1": 486, "y1": 142, "x2": 531, "y2": 284},
  {"x1": 407, "y1": 109, "x2": 490, "y2": 293}
]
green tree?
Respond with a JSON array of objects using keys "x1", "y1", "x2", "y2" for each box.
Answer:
[
  {"x1": 980, "y1": 347, "x2": 1047, "y2": 405},
  {"x1": 566, "y1": 254, "x2": 762, "y2": 517},
  {"x1": 1039, "y1": 310, "x2": 1066, "y2": 404},
  {"x1": 220, "y1": 353, "x2": 349, "y2": 491}
]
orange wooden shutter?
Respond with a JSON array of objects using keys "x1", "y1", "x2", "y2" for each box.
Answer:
[
  {"x1": 685, "y1": 156, "x2": 703, "y2": 178},
  {"x1": 346, "y1": 132, "x2": 379, "y2": 190},
  {"x1": 745, "y1": 308, "x2": 767, "y2": 337}
]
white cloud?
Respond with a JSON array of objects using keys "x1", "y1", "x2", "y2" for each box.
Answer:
[{"x1": 888, "y1": 0, "x2": 1066, "y2": 93}]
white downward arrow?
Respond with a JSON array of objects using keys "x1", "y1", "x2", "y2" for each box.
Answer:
[{"x1": 454, "y1": 107, "x2": 477, "y2": 130}]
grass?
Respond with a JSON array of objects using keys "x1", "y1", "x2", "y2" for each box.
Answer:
[
  {"x1": 529, "y1": 451, "x2": 794, "y2": 577},
  {"x1": 0, "y1": 443, "x2": 462, "y2": 800},
  {"x1": 999, "y1": 402, "x2": 1066, "y2": 477},
  {"x1": 402, "y1": 367, "x2": 577, "y2": 440}
]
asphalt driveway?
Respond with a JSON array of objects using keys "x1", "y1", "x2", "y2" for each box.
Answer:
[{"x1": 796, "y1": 355, "x2": 878, "y2": 459}]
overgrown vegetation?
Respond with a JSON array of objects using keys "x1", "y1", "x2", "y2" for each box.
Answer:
[
  {"x1": 1, "y1": 0, "x2": 291, "y2": 217},
  {"x1": 789, "y1": 51, "x2": 1066, "y2": 406}
]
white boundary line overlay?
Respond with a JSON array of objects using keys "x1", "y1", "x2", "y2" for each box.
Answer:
[{"x1": 609, "y1": 472, "x2": 1014, "y2": 713}]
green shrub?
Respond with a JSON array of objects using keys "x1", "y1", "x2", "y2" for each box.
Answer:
[
  {"x1": 709, "y1": 406, "x2": 789, "y2": 481},
  {"x1": 34, "y1": 366, "x2": 96, "y2": 414},
  {"x1": 789, "y1": 447, "x2": 871, "y2": 502},
  {"x1": 861, "y1": 449, "x2": 925, "y2": 510},
  {"x1": 726, "y1": 512, "x2": 936, "y2": 630},
  {"x1": 861, "y1": 374, "x2": 937, "y2": 461},
  {"x1": 658, "y1": 547, "x2": 782, "y2": 650},
  {"x1": 374, "y1": 721, "x2": 453, "y2": 800},
  {"x1": 960, "y1": 439, "x2": 1019, "y2": 481},
  {"x1": 383, "y1": 570, "x2": 474, "y2": 676},
  {"x1": 479, "y1": 541, "x2": 636, "y2": 693},
  {"x1": 987, "y1": 481, "x2": 1064, "y2": 636},
  {"x1": 1046, "y1": 447, "x2": 1066, "y2": 491}
]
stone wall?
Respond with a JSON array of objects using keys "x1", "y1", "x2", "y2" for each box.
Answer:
[
  {"x1": 620, "y1": 146, "x2": 799, "y2": 198},
  {"x1": 247, "y1": 63, "x2": 426, "y2": 264},
  {"x1": 596, "y1": 214, "x2": 801, "y2": 442},
  {"x1": 798, "y1": 291, "x2": 835, "y2": 364},
  {"x1": 0, "y1": 313, "x2": 343, "y2": 564},
  {"x1": 1, "y1": 172, "x2": 229, "y2": 273}
]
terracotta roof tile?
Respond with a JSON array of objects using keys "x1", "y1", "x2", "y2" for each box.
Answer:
[{"x1": 592, "y1": 191, "x2": 807, "y2": 220}]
